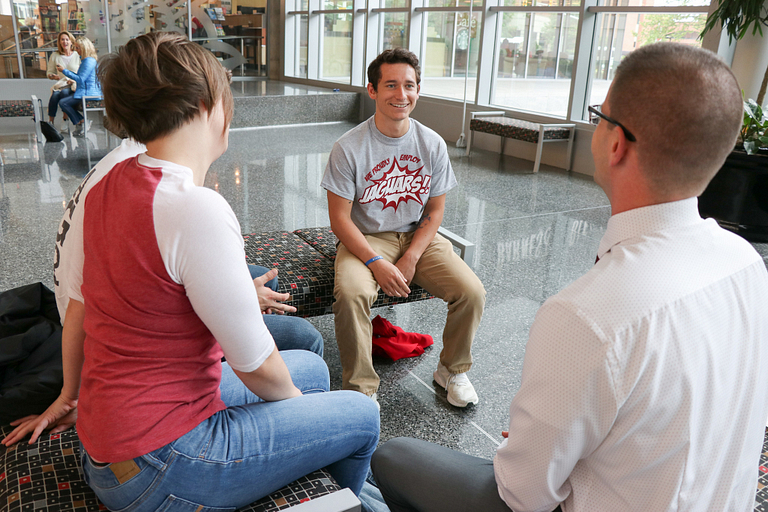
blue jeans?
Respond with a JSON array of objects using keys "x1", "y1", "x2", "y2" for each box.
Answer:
[
  {"x1": 59, "y1": 94, "x2": 84, "y2": 125},
  {"x1": 82, "y1": 351, "x2": 380, "y2": 511},
  {"x1": 248, "y1": 265, "x2": 323, "y2": 357},
  {"x1": 48, "y1": 87, "x2": 74, "y2": 119}
]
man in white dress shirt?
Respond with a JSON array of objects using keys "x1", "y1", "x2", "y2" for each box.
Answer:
[{"x1": 370, "y1": 43, "x2": 768, "y2": 512}]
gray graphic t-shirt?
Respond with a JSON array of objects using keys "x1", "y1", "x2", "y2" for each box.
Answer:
[{"x1": 322, "y1": 116, "x2": 457, "y2": 234}]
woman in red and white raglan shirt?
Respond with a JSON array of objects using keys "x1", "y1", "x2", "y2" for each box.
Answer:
[{"x1": 3, "y1": 32, "x2": 379, "y2": 512}]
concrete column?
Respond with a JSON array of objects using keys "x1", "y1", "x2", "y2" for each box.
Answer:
[{"x1": 731, "y1": 30, "x2": 768, "y2": 106}]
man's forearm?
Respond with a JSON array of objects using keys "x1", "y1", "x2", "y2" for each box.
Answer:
[
  {"x1": 328, "y1": 191, "x2": 378, "y2": 263},
  {"x1": 401, "y1": 196, "x2": 444, "y2": 263},
  {"x1": 332, "y1": 216, "x2": 379, "y2": 263}
]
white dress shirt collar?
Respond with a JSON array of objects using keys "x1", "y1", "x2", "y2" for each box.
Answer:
[{"x1": 597, "y1": 197, "x2": 702, "y2": 261}]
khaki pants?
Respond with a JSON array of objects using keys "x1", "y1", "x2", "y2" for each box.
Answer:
[{"x1": 333, "y1": 231, "x2": 486, "y2": 395}]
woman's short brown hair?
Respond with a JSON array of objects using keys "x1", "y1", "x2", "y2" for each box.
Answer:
[
  {"x1": 367, "y1": 48, "x2": 421, "y2": 91},
  {"x1": 56, "y1": 31, "x2": 74, "y2": 54},
  {"x1": 97, "y1": 32, "x2": 233, "y2": 144}
]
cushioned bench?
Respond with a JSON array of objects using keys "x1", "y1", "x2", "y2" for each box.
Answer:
[
  {"x1": 466, "y1": 111, "x2": 575, "y2": 173},
  {"x1": 243, "y1": 226, "x2": 474, "y2": 318},
  {"x1": 0, "y1": 423, "x2": 360, "y2": 512},
  {"x1": 0, "y1": 97, "x2": 45, "y2": 160}
]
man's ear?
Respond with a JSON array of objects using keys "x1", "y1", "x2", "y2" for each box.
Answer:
[
  {"x1": 367, "y1": 82, "x2": 377, "y2": 100},
  {"x1": 608, "y1": 128, "x2": 630, "y2": 168}
]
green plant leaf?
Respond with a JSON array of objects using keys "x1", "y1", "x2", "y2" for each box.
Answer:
[{"x1": 744, "y1": 139, "x2": 759, "y2": 155}]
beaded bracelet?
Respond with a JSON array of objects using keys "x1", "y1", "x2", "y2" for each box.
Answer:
[{"x1": 365, "y1": 255, "x2": 383, "y2": 266}]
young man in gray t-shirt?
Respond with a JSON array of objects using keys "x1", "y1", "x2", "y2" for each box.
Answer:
[{"x1": 321, "y1": 48, "x2": 486, "y2": 408}]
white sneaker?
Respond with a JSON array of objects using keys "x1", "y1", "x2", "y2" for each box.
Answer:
[
  {"x1": 433, "y1": 362, "x2": 479, "y2": 407},
  {"x1": 370, "y1": 392, "x2": 380, "y2": 411}
]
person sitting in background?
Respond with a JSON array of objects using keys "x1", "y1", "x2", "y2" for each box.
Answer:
[
  {"x1": 3, "y1": 32, "x2": 379, "y2": 511},
  {"x1": 372, "y1": 42, "x2": 768, "y2": 512},
  {"x1": 47, "y1": 31, "x2": 81, "y2": 127},
  {"x1": 57, "y1": 36, "x2": 101, "y2": 137}
]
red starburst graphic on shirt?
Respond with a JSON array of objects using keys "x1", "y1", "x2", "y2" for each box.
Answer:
[{"x1": 359, "y1": 158, "x2": 431, "y2": 212}]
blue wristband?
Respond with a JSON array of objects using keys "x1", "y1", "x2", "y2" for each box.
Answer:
[{"x1": 365, "y1": 255, "x2": 383, "y2": 266}]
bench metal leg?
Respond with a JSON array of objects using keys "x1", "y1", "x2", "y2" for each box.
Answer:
[
  {"x1": 31, "y1": 95, "x2": 44, "y2": 144},
  {"x1": 466, "y1": 129, "x2": 474, "y2": 157},
  {"x1": 83, "y1": 99, "x2": 93, "y2": 170},
  {"x1": 565, "y1": 128, "x2": 575, "y2": 171},
  {"x1": 437, "y1": 226, "x2": 476, "y2": 268},
  {"x1": 533, "y1": 125, "x2": 545, "y2": 173}
]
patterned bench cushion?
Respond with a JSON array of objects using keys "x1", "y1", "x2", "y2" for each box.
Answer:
[
  {"x1": 282, "y1": 227, "x2": 434, "y2": 316},
  {"x1": 243, "y1": 228, "x2": 434, "y2": 319},
  {"x1": 0, "y1": 100, "x2": 34, "y2": 118},
  {"x1": 0, "y1": 423, "x2": 341, "y2": 512},
  {"x1": 242, "y1": 231, "x2": 336, "y2": 317},
  {"x1": 469, "y1": 116, "x2": 571, "y2": 144},
  {"x1": 288, "y1": 227, "x2": 434, "y2": 310},
  {"x1": 293, "y1": 227, "x2": 339, "y2": 260},
  {"x1": 83, "y1": 99, "x2": 104, "y2": 110}
]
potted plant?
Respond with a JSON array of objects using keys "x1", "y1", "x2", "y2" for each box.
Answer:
[
  {"x1": 739, "y1": 98, "x2": 768, "y2": 154},
  {"x1": 697, "y1": 97, "x2": 768, "y2": 242},
  {"x1": 696, "y1": 2, "x2": 768, "y2": 243}
]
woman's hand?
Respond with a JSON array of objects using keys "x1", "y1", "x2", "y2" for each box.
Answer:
[
  {"x1": 1, "y1": 394, "x2": 78, "y2": 447},
  {"x1": 253, "y1": 269, "x2": 296, "y2": 314}
]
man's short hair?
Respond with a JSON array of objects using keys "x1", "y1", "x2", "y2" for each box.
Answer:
[
  {"x1": 97, "y1": 32, "x2": 233, "y2": 144},
  {"x1": 367, "y1": 48, "x2": 421, "y2": 91},
  {"x1": 608, "y1": 43, "x2": 742, "y2": 196}
]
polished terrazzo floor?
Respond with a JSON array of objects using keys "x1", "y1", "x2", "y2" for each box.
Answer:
[{"x1": 2, "y1": 103, "x2": 768, "y2": 469}]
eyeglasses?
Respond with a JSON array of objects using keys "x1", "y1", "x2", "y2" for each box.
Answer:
[{"x1": 588, "y1": 104, "x2": 636, "y2": 142}]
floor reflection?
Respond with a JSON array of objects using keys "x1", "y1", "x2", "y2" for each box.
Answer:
[{"x1": 1, "y1": 114, "x2": 767, "y2": 463}]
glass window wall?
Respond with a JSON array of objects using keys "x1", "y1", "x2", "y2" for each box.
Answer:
[
  {"x1": 380, "y1": 11, "x2": 407, "y2": 51},
  {"x1": 284, "y1": 0, "x2": 714, "y2": 123},
  {"x1": 420, "y1": 10, "x2": 480, "y2": 100},
  {"x1": 2, "y1": 0, "x2": 268, "y2": 79},
  {"x1": 319, "y1": 11, "x2": 351, "y2": 82},
  {"x1": 4, "y1": 0, "x2": 107, "y2": 79},
  {"x1": 588, "y1": 10, "x2": 707, "y2": 108},
  {"x1": 492, "y1": 11, "x2": 577, "y2": 116}
]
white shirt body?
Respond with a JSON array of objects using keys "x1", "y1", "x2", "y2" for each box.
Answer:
[
  {"x1": 55, "y1": 138, "x2": 147, "y2": 322},
  {"x1": 494, "y1": 198, "x2": 768, "y2": 512}
]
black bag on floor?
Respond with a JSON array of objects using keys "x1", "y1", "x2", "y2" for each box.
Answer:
[
  {"x1": 36, "y1": 97, "x2": 64, "y2": 142},
  {"x1": 0, "y1": 282, "x2": 63, "y2": 423},
  {"x1": 40, "y1": 120, "x2": 64, "y2": 142}
]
